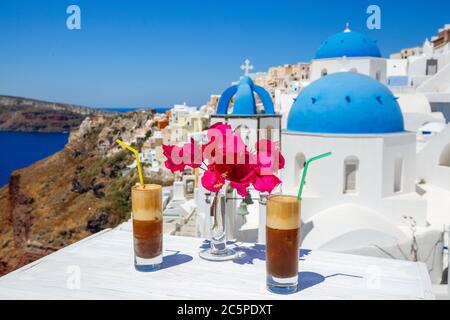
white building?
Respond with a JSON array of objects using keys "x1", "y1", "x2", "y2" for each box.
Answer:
[
  {"x1": 282, "y1": 72, "x2": 426, "y2": 229},
  {"x1": 309, "y1": 24, "x2": 387, "y2": 84},
  {"x1": 277, "y1": 72, "x2": 445, "y2": 283},
  {"x1": 395, "y1": 93, "x2": 446, "y2": 132},
  {"x1": 387, "y1": 34, "x2": 450, "y2": 122},
  {"x1": 196, "y1": 76, "x2": 281, "y2": 241},
  {"x1": 277, "y1": 25, "x2": 387, "y2": 129},
  {"x1": 211, "y1": 76, "x2": 281, "y2": 146},
  {"x1": 169, "y1": 103, "x2": 198, "y2": 125}
]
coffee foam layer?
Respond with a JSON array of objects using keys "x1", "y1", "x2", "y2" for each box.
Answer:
[
  {"x1": 266, "y1": 196, "x2": 300, "y2": 230},
  {"x1": 132, "y1": 184, "x2": 162, "y2": 221}
]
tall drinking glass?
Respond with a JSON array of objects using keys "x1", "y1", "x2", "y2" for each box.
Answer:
[
  {"x1": 132, "y1": 184, "x2": 163, "y2": 272},
  {"x1": 266, "y1": 195, "x2": 300, "y2": 294}
]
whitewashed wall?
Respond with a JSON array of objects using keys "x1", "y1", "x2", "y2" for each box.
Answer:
[
  {"x1": 281, "y1": 131, "x2": 427, "y2": 226},
  {"x1": 310, "y1": 57, "x2": 386, "y2": 84},
  {"x1": 387, "y1": 59, "x2": 408, "y2": 77},
  {"x1": 417, "y1": 124, "x2": 450, "y2": 190}
]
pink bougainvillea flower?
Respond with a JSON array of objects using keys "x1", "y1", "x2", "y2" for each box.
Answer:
[
  {"x1": 201, "y1": 169, "x2": 225, "y2": 193},
  {"x1": 162, "y1": 138, "x2": 203, "y2": 173},
  {"x1": 230, "y1": 181, "x2": 251, "y2": 197},
  {"x1": 162, "y1": 122, "x2": 285, "y2": 196},
  {"x1": 207, "y1": 122, "x2": 233, "y2": 139},
  {"x1": 162, "y1": 144, "x2": 186, "y2": 173},
  {"x1": 181, "y1": 138, "x2": 203, "y2": 169},
  {"x1": 203, "y1": 123, "x2": 247, "y2": 165},
  {"x1": 252, "y1": 174, "x2": 281, "y2": 194}
]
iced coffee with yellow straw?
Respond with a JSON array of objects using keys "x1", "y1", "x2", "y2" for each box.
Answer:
[
  {"x1": 116, "y1": 139, "x2": 163, "y2": 271},
  {"x1": 132, "y1": 184, "x2": 163, "y2": 271}
]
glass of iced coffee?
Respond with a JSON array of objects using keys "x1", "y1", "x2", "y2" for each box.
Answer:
[
  {"x1": 266, "y1": 195, "x2": 300, "y2": 294},
  {"x1": 132, "y1": 184, "x2": 163, "y2": 271}
]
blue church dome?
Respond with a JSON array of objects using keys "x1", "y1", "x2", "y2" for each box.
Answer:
[
  {"x1": 216, "y1": 76, "x2": 275, "y2": 115},
  {"x1": 287, "y1": 72, "x2": 404, "y2": 134},
  {"x1": 315, "y1": 26, "x2": 382, "y2": 59}
]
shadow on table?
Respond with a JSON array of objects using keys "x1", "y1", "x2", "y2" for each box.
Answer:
[
  {"x1": 199, "y1": 239, "x2": 240, "y2": 250},
  {"x1": 231, "y1": 243, "x2": 311, "y2": 265},
  {"x1": 199, "y1": 241, "x2": 363, "y2": 293},
  {"x1": 161, "y1": 250, "x2": 193, "y2": 270},
  {"x1": 297, "y1": 272, "x2": 325, "y2": 292}
]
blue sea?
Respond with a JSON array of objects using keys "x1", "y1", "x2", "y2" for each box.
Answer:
[
  {"x1": 0, "y1": 131, "x2": 69, "y2": 187},
  {"x1": 0, "y1": 107, "x2": 170, "y2": 187},
  {"x1": 0, "y1": 106, "x2": 172, "y2": 187},
  {"x1": 100, "y1": 106, "x2": 171, "y2": 113}
]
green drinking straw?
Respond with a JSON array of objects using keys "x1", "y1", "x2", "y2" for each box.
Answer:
[{"x1": 297, "y1": 152, "x2": 332, "y2": 200}]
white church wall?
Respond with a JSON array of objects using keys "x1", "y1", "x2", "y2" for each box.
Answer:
[
  {"x1": 281, "y1": 132, "x2": 383, "y2": 221},
  {"x1": 281, "y1": 132, "x2": 427, "y2": 226},
  {"x1": 417, "y1": 124, "x2": 450, "y2": 190},
  {"x1": 227, "y1": 117, "x2": 258, "y2": 148},
  {"x1": 212, "y1": 116, "x2": 281, "y2": 149},
  {"x1": 387, "y1": 59, "x2": 408, "y2": 77},
  {"x1": 310, "y1": 58, "x2": 385, "y2": 83},
  {"x1": 381, "y1": 133, "x2": 417, "y2": 197},
  {"x1": 369, "y1": 59, "x2": 387, "y2": 84}
]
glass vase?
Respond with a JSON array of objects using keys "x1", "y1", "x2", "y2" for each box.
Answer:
[{"x1": 199, "y1": 188, "x2": 238, "y2": 261}]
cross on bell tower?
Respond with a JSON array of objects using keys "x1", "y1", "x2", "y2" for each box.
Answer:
[{"x1": 240, "y1": 59, "x2": 254, "y2": 76}]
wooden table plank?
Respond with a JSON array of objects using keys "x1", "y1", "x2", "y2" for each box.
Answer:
[{"x1": 0, "y1": 227, "x2": 434, "y2": 300}]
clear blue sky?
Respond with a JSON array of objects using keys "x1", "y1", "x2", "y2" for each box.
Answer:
[{"x1": 0, "y1": 0, "x2": 448, "y2": 108}]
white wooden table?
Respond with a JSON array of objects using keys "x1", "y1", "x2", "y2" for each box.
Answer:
[{"x1": 0, "y1": 227, "x2": 434, "y2": 300}]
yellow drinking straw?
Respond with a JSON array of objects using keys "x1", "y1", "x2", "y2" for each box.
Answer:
[{"x1": 116, "y1": 139, "x2": 145, "y2": 188}]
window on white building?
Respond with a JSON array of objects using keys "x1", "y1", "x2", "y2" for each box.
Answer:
[
  {"x1": 343, "y1": 156, "x2": 359, "y2": 194},
  {"x1": 321, "y1": 69, "x2": 328, "y2": 77},
  {"x1": 426, "y1": 59, "x2": 438, "y2": 76},
  {"x1": 266, "y1": 125, "x2": 274, "y2": 140},
  {"x1": 439, "y1": 143, "x2": 450, "y2": 167},
  {"x1": 234, "y1": 125, "x2": 250, "y2": 146},
  {"x1": 394, "y1": 157, "x2": 404, "y2": 193},
  {"x1": 376, "y1": 71, "x2": 381, "y2": 81}
]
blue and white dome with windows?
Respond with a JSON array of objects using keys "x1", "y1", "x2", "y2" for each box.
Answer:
[
  {"x1": 287, "y1": 72, "x2": 405, "y2": 134},
  {"x1": 315, "y1": 25, "x2": 382, "y2": 59}
]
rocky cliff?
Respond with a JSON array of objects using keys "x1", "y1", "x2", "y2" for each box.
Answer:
[
  {"x1": 0, "y1": 111, "x2": 174, "y2": 276},
  {"x1": 0, "y1": 95, "x2": 114, "y2": 132}
]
